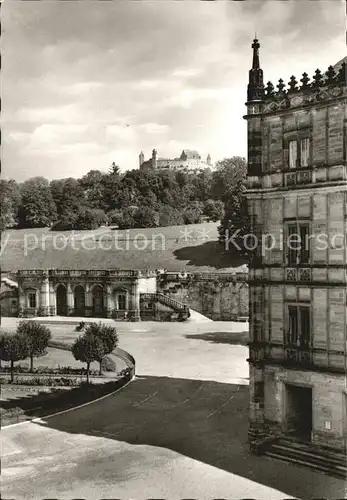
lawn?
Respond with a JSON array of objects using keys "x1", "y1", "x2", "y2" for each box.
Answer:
[
  {"x1": 1, "y1": 222, "x2": 245, "y2": 273},
  {"x1": 0, "y1": 320, "x2": 128, "y2": 375},
  {"x1": 0, "y1": 347, "x2": 101, "y2": 373}
]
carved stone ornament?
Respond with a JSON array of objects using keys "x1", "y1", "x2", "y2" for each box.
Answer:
[
  {"x1": 290, "y1": 96, "x2": 303, "y2": 107},
  {"x1": 317, "y1": 90, "x2": 329, "y2": 101},
  {"x1": 267, "y1": 101, "x2": 278, "y2": 111},
  {"x1": 279, "y1": 99, "x2": 290, "y2": 109},
  {"x1": 329, "y1": 86, "x2": 342, "y2": 97}
]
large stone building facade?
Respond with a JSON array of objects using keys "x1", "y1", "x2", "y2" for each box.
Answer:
[
  {"x1": 139, "y1": 148, "x2": 213, "y2": 172},
  {"x1": 245, "y1": 38, "x2": 347, "y2": 465}
]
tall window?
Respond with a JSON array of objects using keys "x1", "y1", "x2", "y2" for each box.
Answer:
[
  {"x1": 288, "y1": 137, "x2": 311, "y2": 169},
  {"x1": 118, "y1": 294, "x2": 126, "y2": 310},
  {"x1": 286, "y1": 222, "x2": 310, "y2": 265},
  {"x1": 287, "y1": 305, "x2": 311, "y2": 348},
  {"x1": 28, "y1": 291, "x2": 36, "y2": 308},
  {"x1": 300, "y1": 138, "x2": 310, "y2": 167},
  {"x1": 299, "y1": 224, "x2": 310, "y2": 264},
  {"x1": 289, "y1": 141, "x2": 298, "y2": 169},
  {"x1": 288, "y1": 305, "x2": 298, "y2": 344}
]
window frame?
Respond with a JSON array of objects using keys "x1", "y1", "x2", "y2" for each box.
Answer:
[
  {"x1": 284, "y1": 130, "x2": 312, "y2": 171},
  {"x1": 27, "y1": 290, "x2": 37, "y2": 309},
  {"x1": 117, "y1": 294, "x2": 127, "y2": 311},
  {"x1": 286, "y1": 303, "x2": 311, "y2": 348},
  {"x1": 285, "y1": 220, "x2": 311, "y2": 266}
]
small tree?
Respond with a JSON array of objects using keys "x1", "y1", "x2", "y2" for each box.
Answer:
[
  {"x1": 17, "y1": 320, "x2": 51, "y2": 372},
  {"x1": 0, "y1": 332, "x2": 29, "y2": 382},
  {"x1": 204, "y1": 199, "x2": 225, "y2": 222},
  {"x1": 183, "y1": 205, "x2": 203, "y2": 224},
  {"x1": 71, "y1": 333, "x2": 106, "y2": 383},
  {"x1": 84, "y1": 322, "x2": 118, "y2": 375}
]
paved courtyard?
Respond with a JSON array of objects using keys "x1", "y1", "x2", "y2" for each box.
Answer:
[{"x1": 1, "y1": 318, "x2": 346, "y2": 499}]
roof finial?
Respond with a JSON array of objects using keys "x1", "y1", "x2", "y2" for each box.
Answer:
[
  {"x1": 251, "y1": 37, "x2": 260, "y2": 70},
  {"x1": 247, "y1": 36, "x2": 264, "y2": 101}
]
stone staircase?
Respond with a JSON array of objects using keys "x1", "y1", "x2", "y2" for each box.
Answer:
[
  {"x1": 253, "y1": 435, "x2": 347, "y2": 479},
  {"x1": 141, "y1": 292, "x2": 188, "y2": 312},
  {"x1": 140, "y1": 292, "x2": 189, "y2": 320}
]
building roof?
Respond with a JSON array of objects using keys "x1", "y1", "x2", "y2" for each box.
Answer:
[
  {"x1": 181, "y1": 149, "x2": 201, "y2": 159},
  {"x1": 333, "y1": 56, "x2": 347, "y2": 71},
  {"x1": 0, "y1": 277, "x2": 18, "y2": 299}
]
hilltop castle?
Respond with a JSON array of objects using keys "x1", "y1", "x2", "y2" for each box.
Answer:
[{"x1": 139, "y1": 149, "x2": 213, "y2": 172}]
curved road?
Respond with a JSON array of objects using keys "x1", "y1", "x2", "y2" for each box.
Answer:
[{"x1": 2, "y1": 320, "x2": 346, "y2": 499}]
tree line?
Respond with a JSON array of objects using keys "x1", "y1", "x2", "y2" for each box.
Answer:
[
  {"x1": 0, "y1": 321, "x2": 119, "y2": 383},
  {"x1": 1, "y1": 158, "x2": 247, "y2": 236}
]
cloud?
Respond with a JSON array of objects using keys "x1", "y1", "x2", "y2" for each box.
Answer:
[
  {"x1": 2, "y1": 0, "x2": 346, "y2": 181},
  {"x1": 139, "y1": 123, "x2": 170, "y2": 135}
]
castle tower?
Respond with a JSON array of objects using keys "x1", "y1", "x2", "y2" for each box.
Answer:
[
  {"x1": 152, "y1": 149, "x2": 158, "y2": 169},
  {"x1": 206, "y1": 154, "x2": 212, "y2": 166},
  {"x1": 245, "y1": 38, "x2": 347, "y2": 469},
  {"x1": 139, "y1": 151, "x2": 144, "y2": 168}
]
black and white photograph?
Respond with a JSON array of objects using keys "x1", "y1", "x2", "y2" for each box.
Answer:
[{"x1": 1, "y1": 0, "x2": 346, "y2": 498}]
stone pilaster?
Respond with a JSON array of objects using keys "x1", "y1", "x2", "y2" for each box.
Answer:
[
  {"x1": 39, "y1": 277, "x2": 50, "y2": 316},
  {"x1": 132, "y1": 279, "x2": 141, "y2": 321},
  {"x1": 49, "y1": 281, "x2": 56, "y2": 316},
  {"x1": 105, "y1": 284, "x2": 113, "y2": 318},
  {"x1": 67, "y1": 283, "x2": 74, "y2": 316},
  {"x1": 248, "y1": 364, "x2": 266, "y2": 441},
  {"x1": 18, "y1": 281, "x2": 26, "y2": 317},
  {"x1": 85, "y1": 284, "x2": 93, "y2": 317}
]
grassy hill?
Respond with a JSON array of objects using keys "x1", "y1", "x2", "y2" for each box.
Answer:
[{"x1": 1, "y1": 222, "x2": 246, "y2": 273}]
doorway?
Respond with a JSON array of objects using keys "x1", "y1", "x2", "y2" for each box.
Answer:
[
  {"x1": 285, "y1": 384, "x2": 313, "y2": 441},
  {"x1": 56, "y1": 284, "x2": 67, "y2": 316},
  {"x1": 74, "y1": 285, "x2": 85, "y2": 316},
  {"x1": 92, "y1": 285, "x2": 104, "y2": 316}
]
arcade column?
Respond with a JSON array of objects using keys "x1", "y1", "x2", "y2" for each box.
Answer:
[
  {"x1": 132, "y1": 280, "x2": 141, "y2": 321},
  {"x1": 49, "y1": 281, "x2": 56, "y2": 316},
  {"x1": 39, "y1": 277, "x2": 50, "y2": 316},
  {"x1": 67, "y1": 283, "x2": 74, "y2": 316},
  {"x1": 18, "y1": 281, "x2": 26, "y2": 317},
  {"x1": 105, "y1": 284, "x2": 113, "y2": 318},
  {"x1": 85, "y1": 284, "x2": 93, "y2": 317}
]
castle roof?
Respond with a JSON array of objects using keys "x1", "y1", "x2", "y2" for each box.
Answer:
[{"x1": 181, "y1": 149, "x2": 201, "y2": 158}]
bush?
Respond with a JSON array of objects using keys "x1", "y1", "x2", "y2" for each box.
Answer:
[
  {"x1": 133, "y1": 206, "x2": 159, "y2": 228},
  {"x1": 51, "y1": 212, "x2": 78, "y2": 231},
  {"x1": 183, "y1": 205, "x2": 203, "y2": 224},
  {"x1": 107, "y1": 209, "x2": 124, "y2": 226},
  {"x1": 203, "y1": 199, "x2": 225, "y2": 222},
  {"x1": 0, "y1": 364, "x2": 101, "y2": 376},
  {"x1": 51, "y1": 207, "x2": 108, "y2": 231},
  {"x1": 158, "y1": 205, "x2": 184, "y2": 227},
  {"x1": 75, "y1": 207, "x2": 107, "y2": 230},
  {"x1": 101, "y1": 356, "x2": 117, "y2": 372},
  {"x1": 0, "y1": 375, "x2": 82, "y2": 386}
]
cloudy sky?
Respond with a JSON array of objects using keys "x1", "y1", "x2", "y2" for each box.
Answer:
[{"x1": 3, "y1": 0, "x2": 346, "y2": 181}]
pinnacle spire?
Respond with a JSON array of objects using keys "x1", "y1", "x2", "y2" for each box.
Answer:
[
  {"x1": 252, "y1": 38, "x2": 260, "y2": 70},
  {"x1": 247, "y1": 37, "x2": 264, "y2": 102}
]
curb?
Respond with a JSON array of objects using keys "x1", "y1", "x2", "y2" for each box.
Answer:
[{"x1": 2, "y1": 374, "x2": 135, "y2": 430}]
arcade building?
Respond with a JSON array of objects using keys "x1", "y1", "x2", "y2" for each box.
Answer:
[{"x1": 14, "y1": 269, "x2": 189, "y2": 321}]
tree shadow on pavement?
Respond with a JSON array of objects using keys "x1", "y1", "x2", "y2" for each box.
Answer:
[
  {"x1": 21, "y1": 375, "x2": 346, "y2": 499},
  {"x1": 185, "y1": 331, "x2": 248, "y2": 346}
]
